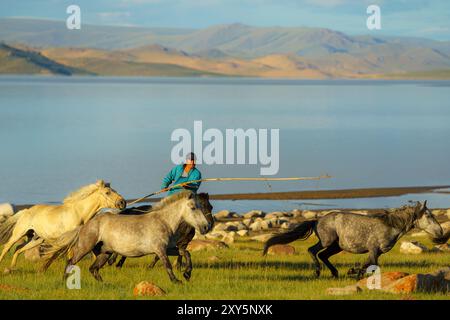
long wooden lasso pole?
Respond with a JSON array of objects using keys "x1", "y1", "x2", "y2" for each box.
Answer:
[{"x1": 127, "y1": 174, "x2": 332, "y2": 206}]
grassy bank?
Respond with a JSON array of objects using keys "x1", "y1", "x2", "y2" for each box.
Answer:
[{"x1": 0, "y1": 234, "x2": 448, "y2": 300}]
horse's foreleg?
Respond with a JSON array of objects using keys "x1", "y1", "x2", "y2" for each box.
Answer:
[
  {"x1": 358, "y1": 248, "x2": 381, "y2": 279},
  {"x1": 157, "y1": 250, "x2": 181, "y2": 284},
  {"x1": 9, "y1": 238, "x2": 44, "y2": 270},
  {"x1": 179, "y1": 248, "x2": 192, "y2": 281},
  {"x1": 307, "y1": 241, "x2": 323, "y2": 277},
  {"x1": 317, "y1": 241, "x2": 342, "y2": 278}
]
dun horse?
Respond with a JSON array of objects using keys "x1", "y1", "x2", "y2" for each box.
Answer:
[
  {"x1": 110, "y1": 193, "x2": 214, "y2": 280},
  {"x1": 263, "y1": 201, "x2": 444, "y2": 278},
  {"x1": 0, "y1": 180, "x2": 125, "y2": 272},
  {"x1": 42, "y1": 191, "x2": 211, "y2": 283}
]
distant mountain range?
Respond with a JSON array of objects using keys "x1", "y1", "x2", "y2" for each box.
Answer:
[{"x1": 1, "y1": 17, "x2": 450, "y2": 79}]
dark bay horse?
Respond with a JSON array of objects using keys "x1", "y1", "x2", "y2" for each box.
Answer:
[
  {"x1": 109, "y1": 193, "x2": 214, "y2": 280},
  {"x1": 263, "y1": 201, "x2": 445, "y2": 278}
]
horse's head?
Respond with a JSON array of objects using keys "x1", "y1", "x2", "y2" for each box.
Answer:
[
  {"x1": 94, "y1": 180, "x2": 126, "y2": 210},
  {"x1": 197, "y1": 192, "x2": 215, "y2": 232},
  {"x1": 180, "y1": 192, "x2": 210, "y2": 235},
  {"x1": 414, "y1": 201, "x2": 443, "y2": 239}
]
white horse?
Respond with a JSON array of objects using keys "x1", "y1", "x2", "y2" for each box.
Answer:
[{"x1": 0, "y1": 180, "x2": 125, "y2": 272}]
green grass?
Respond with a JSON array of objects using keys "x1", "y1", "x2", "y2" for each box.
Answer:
[{"x1": 0, "y1": 235, "x2": 448, "y2": 300}]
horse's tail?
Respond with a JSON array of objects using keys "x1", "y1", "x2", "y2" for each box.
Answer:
[
  {"x1": 263, "y1": 220, "x2": 317, "y2": 256},
  {"x1": 0, "y1": 210, "x2": 25, "y2": 244},
  {"x1": 40, "y1": 226, "x2": 82, "y2": 272}
]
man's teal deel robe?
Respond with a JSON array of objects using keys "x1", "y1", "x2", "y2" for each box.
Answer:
[{"x1": 161, "y1": 164, "x2": 202, "y2": 195}]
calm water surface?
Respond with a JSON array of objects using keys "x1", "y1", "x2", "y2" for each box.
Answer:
[{"x1": 0, "y1": 76, "x2": 449, "y2": 209}]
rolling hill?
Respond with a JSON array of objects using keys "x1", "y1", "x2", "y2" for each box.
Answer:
[
  {"x1": 1, "y1": 18, "x2": 450, "y2": 79},
  {"x1": 0, "y1": 43, "x2": 90, "y2": 75}
]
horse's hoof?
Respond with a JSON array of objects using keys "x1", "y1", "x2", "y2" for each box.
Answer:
[
  {"x1": 347, "y1": 268, "x2": 357, "y2": 275},
  {"x1": 183, "y1": 272, "x2": 191, "y2": 281}
]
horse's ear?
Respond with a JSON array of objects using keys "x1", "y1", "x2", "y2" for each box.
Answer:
[
  {"x1": 96, "y1": 180, "x2": 105, "y2": 187},
  {"x1": 188, "y1": 192, "x2": 194, "y2": 199},
  {"x1": 423, "y1": 200, "x2": 427, "y2": 208}
]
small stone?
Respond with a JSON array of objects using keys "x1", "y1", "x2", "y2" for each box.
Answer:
[
  {"x1": 433, "y1": 243, "x2": 450, "y2": 252},
  {"x1": 187, "y1": 239, "x2": 228, "y2": 252},
  {"x1": 291, "y1": 209, "x2": 303, "y2": 218},
  {"x1": 251, "y1": 234, "x2": 275, "y2": 242},
  {"x1": 213, "y1": 223, "x2": 227, "y2": 232},
  {"x1": 222, "y1": 232, "x2": 235, "y2": 245},
  {"x1": 382, "y1": 267, "x2": 450, "y2": 294},
  {"x1": 242, "y1": 219, "x2": 253, "y2": 227},
  {"x1": 356, "y1": 272, "x2": 409, "y2": 290},
  {"x1": 399, "y1": 241, "x2": 428, "y2": 254},
  {"x1": 326, "y1": 285, "x2": 362, "y2": 296},
  {"x1": 243, "y1": 210, "x2": 265, "y2": 219},
  {"x1": 441, "y1": 221, "x2": 450, "y2": 233},
  {"x1": 280, "y1": 222, "x2": 291, "y2": 229},
  {"x1": 249, "y1": 221, "x2": 262, "y2": 232},
  {"x1": 0, "y1": 203, "x2": 14, "y2": 218},
  {"x1": 207, "y1": 255, "x2": 220, "y2": 263},
  {"x1": 214, "y1": 210, "x2": 237, "y2": 219},
  {"x1": 267, "y1": 244, "x2": 295, "y2": 256},
  {"x1": 133, "y1": 281, "x2": 166, "y2": 296},
  {"x1": 302, "y1": 211, "x2": 317, "y2": 219},
  {"x1": 236, "y1": 230, "x2": 249, "y2": 237}
]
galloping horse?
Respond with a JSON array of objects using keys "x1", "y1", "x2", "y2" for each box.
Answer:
[
  {"x1": 0, "y1": 180, "x2": 125, "y2": 272},
  {"x1": 263, "y1": 201, "x2": 445, "y2": 278},
  {"x1": 110, "y1": 193, "x2": 215, "y2": 280},
  {"x1": 41, "y1": 191, "x2": 211, "y2": 283}
]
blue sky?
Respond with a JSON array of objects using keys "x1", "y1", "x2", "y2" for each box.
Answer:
[{"x1": 2, "y1": 0, "x2": 450, "y2": 40}]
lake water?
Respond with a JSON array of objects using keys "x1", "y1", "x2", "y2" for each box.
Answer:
[{"x1": 1, "y1": 76, "x2": 450, "y2": 210}]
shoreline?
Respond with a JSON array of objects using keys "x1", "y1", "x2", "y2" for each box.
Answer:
[{"x1": 13, "y1": 185, "x2": 450, "y2": 211}]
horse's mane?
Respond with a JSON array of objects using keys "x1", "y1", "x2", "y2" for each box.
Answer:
[
  {"x1": 63, "y1": 182, "x2": 103, "y2": 204},
  {"x1": 378, "y1": 204, "x2": 418, "y2": 230},
  {"x1": 151, "y1": 190, "x2": 193, "y2": 211}
]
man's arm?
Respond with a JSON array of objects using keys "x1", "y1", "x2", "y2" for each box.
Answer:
[
  {"x1": 161, "y1": 166, "x2": 177, "y2": 189},
  {"x1": 183, "y1": 170, "x2": 202, "y2": 191}
]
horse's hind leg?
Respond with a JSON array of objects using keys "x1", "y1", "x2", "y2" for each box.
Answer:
[
  {"x1": 89, "y1": 253, "x2": 111, "y2": 282},
  {"x1": 317, "y1": 241, "x2": 342, "y2": 278},
  {"x1": 0, "y1": 227, "x2": 29, "y2": 267},
  {"x1": 147, "y1": 255, "x2": 160, "y2": 269},
  {"x1": 107, "y1": 253, "x2": 118, "y2": 266},
  {"x1": 307, "y1": 241, "x2": 323, "y2": 277},
  {"x1": 9, "y1": 238, "x2": 44, "y2": 270},
  {"x1": 156, "y1": 250, "x2": 181, "y2": 284},
  {"x1": 116, "y1": 256, "x2": 126, "y2": 268}
]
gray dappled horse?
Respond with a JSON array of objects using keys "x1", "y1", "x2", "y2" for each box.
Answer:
[
  {"x1": 109, "y1": 193, "x2": 214, "y2": 281},
  {"x1": 41, "y1": 191, "x2": 211, "y2": 283},
  {"x1": 263, "y1": 201, "x2": 446, "y2": 278}
]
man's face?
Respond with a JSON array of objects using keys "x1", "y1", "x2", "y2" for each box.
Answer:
[{"x1": 186, "y1": 159, "x2": 195, "y2": 166}]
